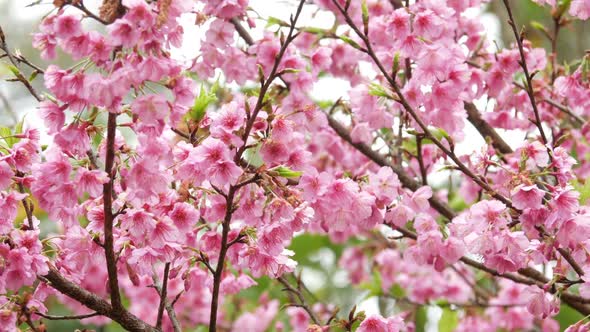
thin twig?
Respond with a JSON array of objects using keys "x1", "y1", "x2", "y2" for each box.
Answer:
[
  {"x1": 152, "y1": 273, "x2": 182, "y2": 332},
  {"x1": 156, "y1": 263, "x2": 170, "y2": 330},
  {"x1": 34, "y1": 311, "x2": 100, "y2": 320},
  {"x1": 501, "y1": 0, "x2": 548, "y2": 145},
  {"x1": 72, "y1": 2, "x2": 110, "y2": 25},
  {"x1": 277, "y1": 276, "x2": 321, "y2": 325},
  {"x1": 389, "y1": 295, "x2": 526, "y2": 308}
]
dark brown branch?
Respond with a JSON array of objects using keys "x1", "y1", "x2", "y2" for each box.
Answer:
[
  {"x1": 388, "y1": 0, "x2": 403, "y2": 9},
  {"x1": 43, "y1": 268, "x2": 158, "y2": 331},
  {"x1": 209, "y1": 186, "x2": 237, "y2": 332},
  {"x1": 465, "y1": 60, "x2": 585, "y2": 125},
  {"x1": 234, "y1": 0, "x2": 306, "y2": 162},
  {"x1": 513, "y1": 81, "x2": 585, "y2": 125},
  {"x1": 463, "y1": 110, "x2": 586, "y2": 282},
  {"x1": 464, "y1": 102, "x2": 513, "y2": 155},
  {"x1": 230, "y1": 17, "x2": 254, "y2": 46},
  {"x1": 16, "y1": 178, "x2": 34, "y2": 230},
  {"x1": 416, "y1": 136, "x2": 428, "y2": 185},
  {"x1": 558, "y1": 247, "x2": 586, "y2": 277},
  {"x1": 326, "y1": 113, "x2": 457, "y2": 220},
  {"x1": 389, "y1": 295, "x2": 526, "y2": 308},
  {"x1": 103, "y1": 111, "x2": 123, "y2": 311},
  {"x1": 152, "y1": 268, "x2": 182, "y2": 332},
  {"x1": 12, "y1": 53, "x2": 45, "y2": 74},
  {"x1": 156, "y1": 263, "x2": 170, "y2": 330},
  {"x1": 72, "y1": 1, "x2": 110, "y2": 25}
]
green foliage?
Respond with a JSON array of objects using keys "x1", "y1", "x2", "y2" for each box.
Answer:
[
  {"x1": 271, "y1": 165, "x2": 303, "y2": 178},
  {"x1": 389, "y1": 283, "x2": 406, "y2": 299},
  {"x1": 0, "y1": 126, "x2": 17, "y2": 148},
  {"x1": 188, "y1": 81, "x2": 219, "y2": 122},
  {"x1": 572, "y1": 179, "x2": 590, "y2": 205},
  {"x1": 339, "y1": 35, "x2": 363, "y2": 51},
  {"x1": 359, "y1": 269, "x2": 383, "y2": 298},
  {"x1": 438, "y1": 308, "x2": 459, "y2": 332},
  {"x1": 368, "y1": 82, "x2": 391, "y2": 99},
  {"x1": 266, "y1": 16, "x2": 288, "y2": 28},
  {"x1": 415, "y1": 306, "x2": 428, "y2": 332},
  {"x1": 555, "y1": 304, "x2": 584, "y2": 331},
  {"x1": 289, "y1": 233, "x2": 345, "y2": 267}
]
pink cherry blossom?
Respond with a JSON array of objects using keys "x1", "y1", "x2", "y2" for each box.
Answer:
[{"x1": 511, "y1": 184, "x2": 545, "y2": 210}]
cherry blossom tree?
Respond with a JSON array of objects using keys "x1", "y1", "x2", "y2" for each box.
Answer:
[{"x1": 2, "y1": 0, "x2": 590, "y2": 331}]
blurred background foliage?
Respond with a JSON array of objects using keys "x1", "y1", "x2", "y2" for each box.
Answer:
[{"x1": 1, "y1": 0, "x2": 589, "y2": 331}]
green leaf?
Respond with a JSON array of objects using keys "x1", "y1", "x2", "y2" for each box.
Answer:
[
  {"x1": 360, "y1": 269, "x2": 383, "y2": 297},
  {"x1": 289, "y1": 234, "x2": 345, "y2": 266},
  {"x1": 361, "y1": 0, "x2": 369, "y2": 33},
  {"x1": 266, "y1": 16, "x2": 288, "y2": 28},
  {"x1": 432, "y1": 127, "x2": 451, "y2": 142},
  {"x1": 368, "y1": 83, "x2": 391, "y2": 98},
  {"x1": 339, "y1": 35, "x2": 363, "y2": 50},
  {"x1": 572, "y1": 179, "x2": 590, "y2": 205},
  {"x1": 15, "y1": 117, "x2": 24, "y2": 135},
  {"x1": 438, "y1": 308, "x2": 459, "y2": 332},
  {"x1": 392, "y1": 52, "x2": 400, "y2": 74},
  {"x1": 243, "y1": 144, "x2": 263, "y2": 168},
  {"x1": 415, "y1": 306, "x2": 428, "y2": 332},
  {"x1": 271, "y1": 165, "x2": 303, "y2": 178},
  {"x1": 28, "y1": 70, "x2": 38, "y2": 82},
  {"x1": 7, "y1": 65, "x2": 20, "y2": 77},
  {"x1": 389, "y1": 283, "x2": 406, "y2": 299},
  {"x1": 530, "y1": 20, "x2": 548, "y2": 35},
  {"x1": 0, "y1": 127, "x2": 16, "y2": 148},
  {"x1": 188, "y1": 84, "x2": 217, "y2": 122}
]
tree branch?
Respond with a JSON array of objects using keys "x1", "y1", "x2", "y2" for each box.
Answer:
[
  {"x1": 155, "y1": 263, "x2": 170, "y2": 330},
  {"x1": 464, "y1": 102, "x2": 513, "y2": 155},
  {"x1": 234, "y1": 0, "x2": 306, "y2": 162},
  {"x1": 0, "y1": 25, "x2": 43, "y2": 102},
  {"x1": 103, "y1": 111, "x2": 123, "y2": 311},
  {"x1": 501, "y1": 0, "x2": 548, "y2": 145},
  {"x1": 152, "y1": 266, "x2": 182, "y2": 332},
  {"x1": 277, "y1": 276, "x2": 321, "y2": 325},
  {"x1": 230, "y1": 17, "x2": 254, "y2": 46},
  {"x1": 34, "y1": 311, "x2": 100, "y2": 320},
  {"x1": 42, "y1": 268, "x2": 158, "y2": 332},
  {"x1": 325, "y1": 111, "x2": 457, "y2": 220}
]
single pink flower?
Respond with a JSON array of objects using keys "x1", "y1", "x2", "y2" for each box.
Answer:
[{"x1": 511, "y1": 184, "x2": 545, "y2": 210}]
